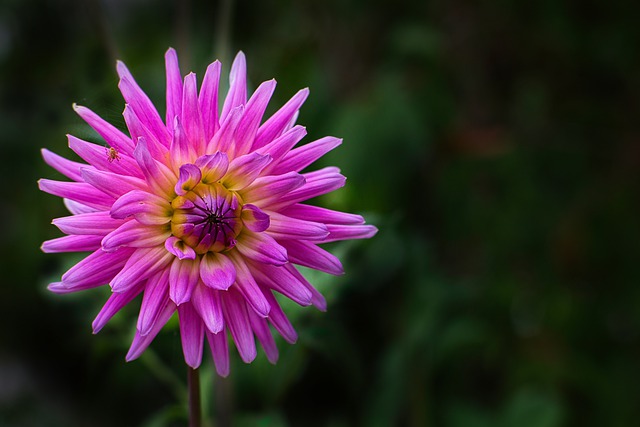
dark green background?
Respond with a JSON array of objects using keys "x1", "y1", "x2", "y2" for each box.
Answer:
[{"x1": 1, "y1": 0, "x2": 639, "y2": 426}]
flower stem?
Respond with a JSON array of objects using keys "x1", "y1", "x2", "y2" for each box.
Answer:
[{"x1": 188, "y1": 367, "x2": 202, "y2": 427}]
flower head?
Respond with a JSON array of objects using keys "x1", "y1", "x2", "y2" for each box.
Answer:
[{"x1": 39, "y1": 49, "x2": 377, "y2": 376}]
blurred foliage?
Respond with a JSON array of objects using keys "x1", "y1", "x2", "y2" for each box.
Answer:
[{"x1": 1, "y1": 0, "x2": 640, "y2": 426}]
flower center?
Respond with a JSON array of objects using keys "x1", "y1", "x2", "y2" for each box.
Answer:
[{"x1": 170, "y1": 182, "x2": 243, "y2": 253}]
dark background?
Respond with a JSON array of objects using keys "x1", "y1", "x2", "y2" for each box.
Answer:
[{"x1": 1, "y1": 0, "x2": 639, "y2": 426}]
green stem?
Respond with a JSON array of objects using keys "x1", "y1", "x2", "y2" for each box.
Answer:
[{"x1": 188, "y1": 367, "x2": 202, "y2": 427}]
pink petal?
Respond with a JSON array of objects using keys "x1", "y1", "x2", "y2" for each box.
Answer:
[
  {"x1": 250, "y1": 263, "x2": 312, "y2": 306},
  {"x1": 240, "y1": 171, "x2": 305, "y2": 205},
  {"x1": 170, "y1": 116, "x2": 195, "y2": 167},
  {"x1": 240, "y1": 204, "x2": 270, "y2": 232},
  {"x1": 174, "y1": 163, "x2": 202, "y2": 195},
  {"x1": 41, "y1": 235, "x2": 103, "y2": 253},
  {"x1": 126, "y1": 300, "x2": 176, "y2": 361},
  {"x1": 73, "y1": 104, "x2": 135, "y2": 155},
  {"x1": 257, "y1": 125, "x2": 308, "y2": 174},
  {"x1": 64, "y1": 199, "x2": 98, "y2": 215},
  {"x1": 205, "y1": 105, "x2": 244, "y2": 155},
  {"x1": 92, "y1": 281, "x2": 145, "y2": 333},
  {"x1": 39, "y1": 179, "x2": 115, "y2": 210},
  {"x1": 200, "y1": 252, "x2": 236, "y2": 290},
  {"x1": 192, "y1": 284, "x2": 224, "y2": 333},
  {"x1": 110, "y1": 190, "x2": 171, "y2": 225},
  {"x1": 268, "y1": 167, "x2": 346, "y2": 209},
  {"x1": 247, "y1": 309, "x2": 278, "y2": 364},
  {"x1": 280, "y1": 239, "x2": 344, "y2": 276},
  {"x1": 133, "y1": 138, "x2": 176, "y2": 198},
  {"x1": 164, "y1": 236, "x2": 196, "y2": 260},
  {"x1": 221, "y1": 152, "x2": 272, "y2": 191},
  {"x1": 284, "y1": 264, "x2": 327, "y2": 311},
  {"x1": 227, "y1": 251, "x2": 271, "y2": 317},
  {"x1": 41, "y1": 148, "x2": 84, "y2": 181},
  {"x1": 262, "y1": 289, "x2": 298, "y2": 343},
  {"x1": 221, "y1": 289, "x2": 256, "y2": 363},
  {"x1": 280, "y1": 203, "x2": 365, "y2": 225},
  {"x1": 319, "y1": 224, "x2": 379, "y2": 243},
  {"x1": 272, "y1": 136, "x2": 342, "y2": 174},
  {"x1": 110, "y1": 246, "x2": 173, "y2": 293},
  {"x1": 165, "y1": 48, "x2": 183, "y2": 134},
  {"x1": 235, "y1": 230, "x2": 288, "y2": 266},
  {"x1": 169, "y1": 257, "x2": 200, "y2": 304},
  {"x1": 52, "y1": 211, "x2": 124, "y2": 236},
  {"x1": 67, "y1": 135, "x2": 143, "y2": 179},
  {"x1": 181, "y1": 73, "x2": 205, "y2": 154},
  {"x1": 61, "y1": 247, "x2": 134, "y2": 290},
  {"x1": 206, "y1": 330, "x2": 230, "y2": 377},
  {"x1": 117, "y1": 61, "x2": 171, "y2": 146},
  {"x1": 233, "y1": 79, "x2": 277, "y2": 156},
  {"x1": 254, "y1": 88, "x2": 309, "y2": 150},
  {"x1": 137, "y1": 269, "x2": 170, "y2": 336},
  {"x1": 195, "y1": 152, "x2": 229, "y2": 184},
  {"x1": 199, "y1": 60, "x2": 221, "y2": 141},
  {"x1": 81, "y1": 167, "x2": 146, "y2": 199},
  {"x1": 102, "y1": 220, "x2": 171, "y2": 252},
  {"x1": 265, "y1": 211, "x2": 329, "y2": 240},
  {"x1": 220, "y1": 51, "x2": 247, "y2": 122},
  {"x1": 178, "y1": 303, "x2": 205, "y2": 368},
  {"x1": 123, "y1": 104, "x2": 166, "y2": 161}
]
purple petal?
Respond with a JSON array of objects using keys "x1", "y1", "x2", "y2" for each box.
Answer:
[
  {"x1": 165, "y1": 48, "x2": 183, "y2": 134},
  {"x1": 165, "y1": 236, "x2": 196, "y2": 260},
  {"x1": 268, "y1": 167, "x2": 346, "y2": 209},
  {"x1": 64, "y1": 199, "x2": 98, "y2": 215},
  {"x1": 41, "y1": 235, "x2": 103, "y2": 253},
  {"x1": 174, "y1": 163, "x2": 202, "y2": 195},
  {"x1": 92, "y1": 281, "x2": 145, "y2": 333},
  {"x1": 178, "y1": 303, "x2": 205, "y2": 368},
  {"x1": 262, "y1": 290, "x2": 298, "y2": 343},
  {"x1": 265, "y1": 211, "x2": 329, "y2": 240},
  {"x1": 221, "y1": 289, "x2": 256, "y2": 363},
  {"x1": 61, "y1": 247, "x2": 134, "y2": 291},
  {"x1": 251, "y1": 263, "x2": 313, "y2": 306},
  {"x1": 247, "y1": 309, "x2": 278, "y2": 364},
  {"x1": 280, "y1": 239, "x2": 344, "y2": 276},
  {"x1": 41, "y1": 149, "x2": 84, "y2": 181},
  {"x1": 195, "y1": 152, "x2": 229, "y2": 184},
  {"x1": 206, "y1": 330, "x2": 230, "y2": 377},
  {"x1": 126, "y1": 300, "x2": 176, "y2": 361},
  {"x1": 199, "y1": 60, "x2": 221, "y2": 141},
  {"x1": 102, "y1": 220, "x2": 171, "y2": 252},
  {"x1": 257, "y1": 125, "x2": 307, "y2": 174},
  {"x1": 67, "y1": 135, "x2": 143, "y2": 179},
  {"x1": 137, "y1": 269, "x2": 170, "y2": 336},
  {"x1": 117, "y1": 61, "x2": 171, "y2": 146},
  {"x1": 169, "y1": 116, "x2": 195, "y2": 167},
  {"x1": 235, "y1": 230, "x2": 288, "y2": 266},
  {"x1": 272, "y1": 136, "x2": 342, "y2": 174},
  {"x1": 39, "y1": 179, "x2": 115, "y2": 210},
  {"x1": 110, "y1": 190, "x2": 171, "y2": 225},
  {"x1": 240, "y1": 204, "x2": 270, "y2": 232},
  {"x1": 192, "y1": 284, "x2": 224, "y2": 333},
  {"x1": 280, "y1": 203, "x2": 365, "y2": 225},
  {"x1": 52, "y1": 211, "x2": 124, "y2": 236},
  {"x1": 220, "y1": 51, "x2": 247, "y2": 122},
  {"x1": 205, "y1": 105, "x2": 244, "y2": 155},
  {"x1": 133, "y1": 138, "x2": 176, "y2": 198},
  {"x1": 284, "y1": 264, "x2": 327, "y2": 311},
  {"x1": 233, "y1": 79, "x2": 277, "y2": 156},
  {"x1": 181, "y1": 73, "x2": 205, "y2": 154},
  {"x1": 240, "y1": 171, "x2": 305, "y2": 205},
  {"x1": 254, "y1": 88, "x2": 309, "y2": 150},
  {"x1": 221, "y1": 152, "x2": 272, "y2": 191},
  {"x1": 123, "y1": 104, "x2": 166, "y2": 161},
  {"x1": 227, "y1": 251, "x2": 271, "y2": 317},
  {"x1": 73, "y1": 104, "x2": 135, "y2": 155},
  {"x1": 319, "y1": 224, "x2": 379, "y2": 243},
  {"x1": 81, "y1": 167, "x2": 146, "y2": 199},
  {"x1": 110, "y1": 246, "x2": 173, "y2": 293},
  {"x1": 169, "y1": 257, "x2": 200, "y2": 304},
  {"x1": 200, "y1": 252, "x2": 236, "y2": 290}
]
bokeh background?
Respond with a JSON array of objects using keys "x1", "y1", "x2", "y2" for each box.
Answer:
[{"x1": 1, "y1": 0, "x2": 639, "y2": 426}]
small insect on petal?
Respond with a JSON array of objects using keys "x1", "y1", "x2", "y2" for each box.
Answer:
[{"x1": 106, "y1": 146, "x2": 121, "y2": 162}]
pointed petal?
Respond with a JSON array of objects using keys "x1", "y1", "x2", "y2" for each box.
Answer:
[
  {"x1": 199, "y1": 60, "x2": 221, "y2": 141},
  {"x1": 182, "y1": 72, "x2": 205, "y2": 153},
  {"x1": 221, "y1": 289, "x2": 256, "y2": 363},
  {"x1": 192, "y1": 284, "x2": 224, "y2": 333},
  {"x1": 123, "y1": 104, "x2": 166, "y2": 161},
  {"x1": 250, "y1": 262, "x2": 313, "y2": 306},
  {"x1": 206, "y1": 330, "x2": 230, "y2": 377},
  {"x1": 92, "y1": 281, "x2": 145, "y2": 333},
  {"x1": 280, "y1": 239, "x2": 344, "y2": 276},
  {"x1": 137, "y1": 269, "x2": 170, "y2": 335},
  {"x1": 200, "y1": 252, "x2": 236, "y2": 290},
  {"x1": 284, "y1": 264, "x2": 327, "y2": 311},
  {"x1": 81, "y1": 167, "x2": 146, "y2": 198},
  {"x1": 134, "y1": 138, "x2": 176, "y2": 198},
  {"x1": 227, "y1": 251, "x2": 271, "y2": 317},
  {"x1": 64, "y1": 199, "x2": 98, "y2": 215},
  {"x1": 61, "y1": 247, "x2": 135, "y2": 291},
  {"x1": 268, "y1": 167, "x2": 345, "y2": 208},
  {"x1": 221, "y1": 152, "x2": 271, "y2": 191},
  {"x1": 174, "y1": 163, "x2": 202, "y2": 195},
  {"x1": 195, "y1": 152, "x2": 229, "y2": 184},
  {"x1": 169, "y1": 116, "x2": 195, "y2": 167},
  {"x1": 247, "y1": 309, "x2": 278, "y2": 364},
  {"x1": 126, "y1": 301, "x2": 176, "y2": 361},
  {"x1": 67, "y1": 134, "x2": 142, "y2": 179},
  {"x1": 169, "y1": 257, "x2": 200, "y2": 304},
  {"x1": 318, "y1": 224, "x2": 378, "y2": 243},
  {"x1": 41, "y1": 148, "x2": 84, "y2": 181},
  {"x1": 164, "y1": 236, "x2": 197, "y2": 260},
  {"x1": 233, "y1": 79, "x2": 277, "y2": 156},
  {"x1": 258, "y1": 125, "x2": 307, "y2": 174},
  {"x1": 41, "y1": 235, "x2": 103, "y2": 253},
  {"x1": 52, "y1": 211, "x2": 124, "y2": 236},
  {"x1": 165, "y1": 48, "x2": 183, "y2": 134},
  {"x1": 254, "y1": 88, "x2": 309, "y2": 150},
  {"x1": 240, "y1": 171, "x2": 305, "y2": 205},
  {"x1": 235, "y1": 231, "x2": 288, "y2": 266},
  {"x1": 110, "y1": 246, "x2": 173, "y2": 293},
  {"x1": 110, "y1": 190, "x2": 172, "y2": 225},
  {"x1": 73, "y1": 104, "x2": 135, "y2": 155},
  {"x1": 272, "y1": 136, "x2": 342, "y2": 174},
  {"x1": 280, "y1": 203, "x2": 365, "y2": 225},
  {"x1": 102, "y1": 220, "x2": 170, "y2": 252},
  {"x1": 220, "y1": 51, "x2": 247, "y2": 122},
  {"x1": 240, "y1": 204, "x2": 270, "y2": 232},
  {"x1": 39, "y1": 179, "x2": 115, "y2": 210},
  {"x1": 262, "y1": 289, "x2": 298, "y2": 343},
  {"x1": 178, "y1": 303, "x2": 205, "y2": 368},
  {"x1": 265, "y1": 211, "x2": 329, "y2": 240}
]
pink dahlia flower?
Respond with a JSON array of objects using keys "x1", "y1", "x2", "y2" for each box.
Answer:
[{"x1": 39, "y1": 49, "x2": 377, "y2": 376}]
